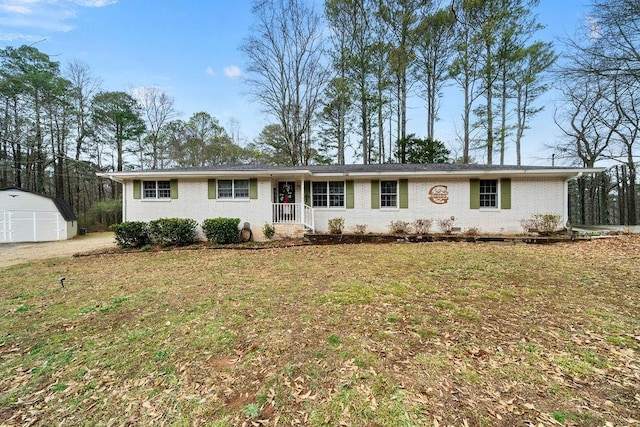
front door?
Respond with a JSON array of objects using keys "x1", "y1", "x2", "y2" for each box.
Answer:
[
  {"x1": 276, "y1": 181, "x2": 296, "y2": 222},
  {"x1": 278, "y1": 181, "x2": 295, "y2": 204}
]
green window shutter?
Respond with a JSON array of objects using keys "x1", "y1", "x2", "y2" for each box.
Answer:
[
  {"x1": 249, "y1": 178, "x2": 258, "y2": 199},
  {"x1": 208, "y1": 179, "x2": 217, "y2": 199},
  {"x1": 371, "y1": 180, "x2": 380, "y2": 209},
  {"x1": 304, "y1": 181, "x2": 310, "y2": 206},
  {"x1": 133, "y1": 180, "x2": 141, "y2": 199},
  {"x1": 399, "y1": 179, "x2": 409, "y2": 209},
  {"x1": 500, "y1": 178, "x2": 511, "y2": 209},
  {"x1": 170, "y1": 179, "x2": 178, "y2": 199},
  {"x1": 470, "y1": 179, "x2": 480, "y2": 209},
  {"x1": 346, "y1": 180, "x2": 354, "y2": 209}
]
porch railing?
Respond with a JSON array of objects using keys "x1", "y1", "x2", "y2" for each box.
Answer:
[{"x1": 272, "y1": 203, "x2": 314, "y2": 231}]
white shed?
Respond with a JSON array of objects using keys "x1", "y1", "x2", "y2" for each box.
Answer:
[{"x1": 0, "y1": 187, "x2": 78, "y2": 243}]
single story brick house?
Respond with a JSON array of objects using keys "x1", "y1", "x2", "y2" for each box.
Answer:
[
  {"x1": 97, "y1": 163, "x2": 603, "y2": 239},
  {"x1": 1, "y1": 187, "x2": 77, "y2": 243}
]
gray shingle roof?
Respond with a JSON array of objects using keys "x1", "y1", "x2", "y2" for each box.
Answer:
[{"x1": 125, "y1": 163, "x2": 587, "y2": 174}]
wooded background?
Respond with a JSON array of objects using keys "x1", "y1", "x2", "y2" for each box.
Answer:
[{"x1": 1, "y1": 0, "x2": 637, "y2": 229}]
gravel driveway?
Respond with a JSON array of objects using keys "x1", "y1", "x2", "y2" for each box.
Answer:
[{"x1": 0, "y1": 232, "x2": 116, "y2": 268}]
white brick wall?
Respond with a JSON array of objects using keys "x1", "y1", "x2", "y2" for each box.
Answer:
[
  {"x1": 311, "y1": 177, "x2": 566, "y2": 234},
  {"x1": 124, "y1": 178, "x2": 273, "y2": 239},
  {"x1": 123, "y1": 176, "x2": 568, "y2": 238}
]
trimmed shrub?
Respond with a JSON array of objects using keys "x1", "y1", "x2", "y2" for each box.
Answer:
[
  {"x1": 412, "y1": 218, "x2": 433, "y2": 234},
  {"x1": 465, "y1": 227, "x2": 480, "y2": 236},
  {"x1": 262, "y1": 223, "x2": 276, "y2": 240},
  {"x1": 148, "y1": 218, "x2": 198, "y2": 247},
  {"x1": 354, "y1": 224, "x2": 368, "y2": 234},
  {"x1": 202, "y1": 217, "x2": 241, "y2": 244},
  {"x1": 437, "y1": 218, "x2": 454, "y2": 234},
  {"x1": 534, "y1": 214, "x2": 562, "y2": 234},
  {"x1": 388, "y1": 220, "x2": 411, "y2": 235},
  {"x1": 328, "y1": 217, "x2": 345, "y2": 234},
  {"x1": 110, "y1": 221, "x2": 150, "y2": 248},
  {"x1": 520, "y1": 217, "x2": 538, "y2": 234}
]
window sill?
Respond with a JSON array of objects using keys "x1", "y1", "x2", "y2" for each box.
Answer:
[
  {"x1": 312, "y1": 206, "x2": 346, "y2": 210},
  {"x1": 216, "y1": 198, "x2": 251, "y2": 202},
  {"x1": 140, "y1": 199, "x2": 172, "y2": 202}
]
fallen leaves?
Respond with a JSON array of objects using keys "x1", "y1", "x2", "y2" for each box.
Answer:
[{"x1": 1, "y1": 237, "x2": 639, "y2": 425}]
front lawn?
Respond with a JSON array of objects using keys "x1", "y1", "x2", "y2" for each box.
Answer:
[{"x1": 1, "y1": 237, "x2": 639, "y2": 426}]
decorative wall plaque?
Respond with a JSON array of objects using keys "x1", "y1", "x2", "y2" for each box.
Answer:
[{"x1": 428, "y1": 185, "x2": 449, "y2": 204}]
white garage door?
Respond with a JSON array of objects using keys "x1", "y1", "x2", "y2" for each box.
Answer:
[{"x1": 1, "y1": 210, "x2": 62, "y2": 243}]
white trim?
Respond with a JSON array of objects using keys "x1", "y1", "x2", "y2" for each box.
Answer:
[
  {"x1": 217, "y1": 179, "x2": 250, "y2": 200},
  {"x1": 98, "y1": 166, "x2": 605, "y2": 182},
  {"x1": 479, "y1": 178, "x2": 498, "y2": 209},
  {"x1": 311, "y1": 180, "x2": 346, "y2": 209},
  {"x1": 142, "y1": 180, "x2": 171, "y2": 199},
  {"x1": 380, "y1": 179, "x2": 399, "y2": 209}
]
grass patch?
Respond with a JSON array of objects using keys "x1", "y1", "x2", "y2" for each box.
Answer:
[{"x1": 0, "y1": 238, "x2": 638, "y2": 425}]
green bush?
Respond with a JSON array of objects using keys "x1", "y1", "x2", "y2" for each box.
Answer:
[
  {"x1": 262, "y1": 223, "x2": 276, "y2": 240},
  {"x1": 148, "y1": 218, "x2": 198, "y2": 247},
  {"x1": 202, "y1": 217, "x2": 241, "y2": 244},
  {"x1": 110, "y1": 221, "x2": 150, "y2": 248}
]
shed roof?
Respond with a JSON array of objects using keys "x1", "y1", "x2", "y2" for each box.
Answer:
[{"x1": 0, "y1": 187, "x2": 77, "y2": 221}]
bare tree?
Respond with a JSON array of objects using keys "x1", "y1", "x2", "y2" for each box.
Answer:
[
  {"x1": 608, "y1": 74, "x2": 639, "y2": 224},
  {"x1": 241, "y1": 0, "x2": 329, "y2": 166},
  {"x1": 450, "y1": 0, "x2": 483, "y2": 164},
  {"x1": 134, "y1": 86, "x2": 177, "y2": 169},
  {"x1": 553, "y1": 75, "x2": 617, "y2": 223},
  {"x1": 65, "y1": 60, "x2": 101, "y2": 209},
  {"x1": 510, "y1": 42, "x2": 556, "y2": 165},
  {"x1": 558, "y1": 0, "x2": 639, "y2": 224},
  {"x1": 378, "y1": 0, "x2": 426, "y2": 162},
  {"x1": 412, "y1": 7, "x2": 456, "y2": 142}
]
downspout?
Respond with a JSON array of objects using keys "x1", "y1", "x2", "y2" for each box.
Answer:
[{"x1": 121, "y1": 177, "x2": 127, "y2": 222}]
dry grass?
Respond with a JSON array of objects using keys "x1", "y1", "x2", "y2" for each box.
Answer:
[{"x1": 1, "y1": 236, "x2": 639, "y2": 426}]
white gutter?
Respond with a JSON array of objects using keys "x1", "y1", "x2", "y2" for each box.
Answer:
[{"x1": 97, "y1": 167, "x2": 605, "y2": 181}]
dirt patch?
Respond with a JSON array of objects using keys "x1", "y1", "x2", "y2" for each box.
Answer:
[{"x1": 0, "y1": 232, "x2": 116, "y2": 268}]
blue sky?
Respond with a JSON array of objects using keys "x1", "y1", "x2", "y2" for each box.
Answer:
[{"x1": 0, "y1": 0, "x2": 590, "y2": 165}]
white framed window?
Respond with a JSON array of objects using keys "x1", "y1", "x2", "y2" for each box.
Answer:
[
  {"x1": 479, "y1": 179, "x2": 498, "y2": 208},
  {"x1": 143, "y1": 180, "x2": 171, "y2": 199},
  {"x1": 380, "y1": 180, "x2": 397, "y2": 208},
  {"x1": 312, "y1": 181, "x2": 345, "y2": 208},
  {"x1": 218, "y1": 179, "x2": 250, "y2": 199}
]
